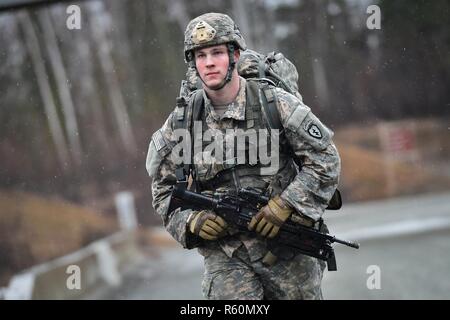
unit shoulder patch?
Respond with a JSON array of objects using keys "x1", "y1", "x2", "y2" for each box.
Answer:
[{"x1": 307, "y1": 123, "x2": 322, "y2": 139}]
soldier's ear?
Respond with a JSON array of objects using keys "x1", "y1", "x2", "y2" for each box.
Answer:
[{"x1": 234, "y1": 49, "x2": 240, "y2": 62}]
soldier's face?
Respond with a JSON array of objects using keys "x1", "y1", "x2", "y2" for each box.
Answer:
[{"x1": 194, "y1": 44, "x2": 238, "y2": 89}]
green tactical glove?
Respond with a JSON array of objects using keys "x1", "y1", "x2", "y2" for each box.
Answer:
[
  {"x1": 189, "y1": 210, "x2": 228, "y2": 241},
  {"x1": 248, "y1": 195, "x2": 294, "y2": 238}
]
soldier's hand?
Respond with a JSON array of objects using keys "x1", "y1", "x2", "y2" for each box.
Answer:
[
  {"x1": 189, "y1": 210, "x2": 228, "y2": 240},
  {"x1": 248, "y1": 195, "x2": 293, "y2": 238}
]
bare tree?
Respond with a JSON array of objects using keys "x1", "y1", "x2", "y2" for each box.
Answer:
[
  {"x1": 107, "y1": 0, "x2": 144, "y2": 114},
  {"x1": 87, "y1": 2, "x2": 137, "y2": 156},
  {"x1": 231, "y1": 0, "x2": 255, "y2": 49},
  {"x1": 18, "y1": 10, "x2": 70, "y2": 170},
  {"x1": 38, "y1": 8, "x2": 83, "y2": 166},
  {"x1": 309, "y1": 0, "x2": 330, "y2": 110},
  {"x1": 167, "y1": 0, "x2": 190, "y2": 35},
  {"x1": 53, "y1": 3, "x2": 115, "y2": 162}
]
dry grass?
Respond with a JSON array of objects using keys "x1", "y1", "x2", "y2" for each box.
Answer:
[
  {"x1": 0, "y1": 190, "x2": 118, "y2": 286},
  {"x1": 337, "y1": 144, "x2": 450, "y2": 202},
  {"x1": 334, "y1": 118, "x2": 450, "y2": 202}
]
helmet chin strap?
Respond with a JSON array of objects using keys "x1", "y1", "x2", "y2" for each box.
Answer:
[{"x1": 196, "y1": 43, "x2": 236, "y2": 91}]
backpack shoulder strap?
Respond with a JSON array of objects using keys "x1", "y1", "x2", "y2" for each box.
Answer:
[
  {"x1": 260, "y1": 84, "x2": 283, "y2": 132},
  {"x1": 191, "y1": 89, "x2": 204, "y2": 124},
  {"x1": 249, "y1": 80, "x2": 342, "y2": 211},
  {"x1": 247, "y1": 80, "x2": 283, "y2": 132},
  {"x1": 172, "y1": 89, "x2": 204, "y2": 185},
  {"x1": 173, "y1": 89, "x2": 204, "y2": 130}
]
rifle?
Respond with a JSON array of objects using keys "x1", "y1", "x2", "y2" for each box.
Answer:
[{"x1": 168, "y1": 183, "x2": 359, "y2": 271}]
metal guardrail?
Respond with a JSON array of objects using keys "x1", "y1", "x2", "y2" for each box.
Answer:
[
  {"x1": 1, "y1": 230, "x2": 141, "y2": 300},
  {"x1": 1, "y1": 191, "x2": 142, "y2": 300}
]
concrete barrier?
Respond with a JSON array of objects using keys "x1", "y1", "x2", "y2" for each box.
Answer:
[{"x1": 2, "y1": 230, "x2": 142, "y2": 300}]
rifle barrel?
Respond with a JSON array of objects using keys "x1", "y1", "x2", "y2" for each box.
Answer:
[{"x1": 332, "y1": 237, "x2": 360, "y2": 249}]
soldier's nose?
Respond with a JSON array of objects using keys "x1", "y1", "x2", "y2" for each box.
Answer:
[{"x1": 205, "y1": 55, "x2": 215, "y2": 66}]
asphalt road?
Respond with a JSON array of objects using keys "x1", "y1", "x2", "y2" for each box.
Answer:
[{"x1": 103, "y1": 191, "x2": 450, "y2": 300}]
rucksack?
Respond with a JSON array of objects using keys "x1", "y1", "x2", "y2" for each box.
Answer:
[{"x1": 174, "y1": 49, "x2": 342, "y2": 210}]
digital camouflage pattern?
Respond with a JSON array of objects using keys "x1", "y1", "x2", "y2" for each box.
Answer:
[
  {"x1": 146, "y1": 75, "x2": 341, "y2": 299},
  {"x1": 199, "y1": 244, "x2": 326, "y2": 299}
]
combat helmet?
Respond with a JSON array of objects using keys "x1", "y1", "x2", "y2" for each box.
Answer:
[
  {"x1": 184, "y1": 12, "x2": 247, "y2": 90},
  {"x1": 184, "y1": 13, "x2": 246, "y2": 62}
]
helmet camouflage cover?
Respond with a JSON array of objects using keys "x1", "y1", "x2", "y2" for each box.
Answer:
[{"x1": 184, "y1": 12, "x2": 247, "y2": 62}]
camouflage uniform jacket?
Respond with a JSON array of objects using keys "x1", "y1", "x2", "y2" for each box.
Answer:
[{"x1": 146, "y1": 77, "x2": 341, "y2": 262}]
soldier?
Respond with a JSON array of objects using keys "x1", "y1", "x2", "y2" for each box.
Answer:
[{"x1": 146, "y1": 12, "x2": 341, "y2": 300}]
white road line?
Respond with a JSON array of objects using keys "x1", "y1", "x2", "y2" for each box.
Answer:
[{"x1": 340, "y1": 216, "x2": 450, "y2": 242}]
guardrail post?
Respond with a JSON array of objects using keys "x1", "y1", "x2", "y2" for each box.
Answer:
[{"x1": 114, "y1": 191, "x2": 138, "y2": 231}]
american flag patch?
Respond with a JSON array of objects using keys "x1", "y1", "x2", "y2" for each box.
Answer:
[{"x1": 152, "y1": 130, "x2": 166, "y2": 152}]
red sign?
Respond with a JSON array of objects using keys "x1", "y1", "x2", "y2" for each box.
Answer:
[{"x1": 386, "y1": 128, "x2": 415, "y2": 153}]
